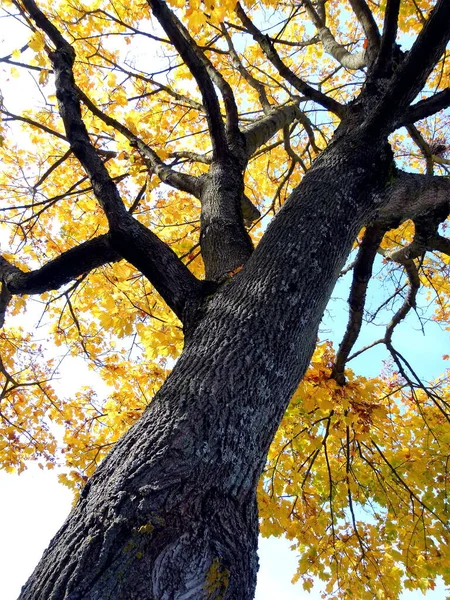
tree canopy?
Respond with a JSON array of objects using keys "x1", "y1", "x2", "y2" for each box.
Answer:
[{"x1": 1, "y1": 0, "x2": 450, "y2": 598}]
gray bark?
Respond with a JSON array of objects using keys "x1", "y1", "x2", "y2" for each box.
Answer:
[{"x1": 19, "y1": 131, "x2": 393, "y2": 600}]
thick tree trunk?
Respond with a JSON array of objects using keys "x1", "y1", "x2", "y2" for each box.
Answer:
[{"x1": 19, "y1": 133, "x2": 392, "y2": 600}]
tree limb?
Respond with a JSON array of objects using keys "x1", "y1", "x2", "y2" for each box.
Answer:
[
  {"x1": 348, "y1": 0, "x2": 380, "y2": 55},
  {"x1": 332, "y1": 226, "x2": 386, "y2": 384},
  {"x1": 0, "y1": 235, "x2": 120, "y2": 297},
  {"x1": 375, "y1": 170, "x2": 450, "y2": 227},
  {"x1": 397, "y1": 88, "x2": 450, "y2": 128},
  {"x1": 243, "y1": 103, "x2": 304, "y2": 158},
  {"x1": 374, "y1": 0, "x2": 401, "y2": 74},
  {"x1": 368, "y1": 0, "x2": 450, "y2": 133},
  {"x1": 146, "y1": 0, "x2": 230, "y2": 160},
  {"x1": 235, "y1": 2, "x2": 347, "y2": 119},
  {"x1": 406, "y1": 124, "x2": 434, "y2": 175},
  {"x1": 1, "y1": 107, "x2": 66, "y2": 140},
  {"x1": 302, "y1": 0, "x2": 367, "y2": 69},
  {"x1": 0, "y1": 284, "x2": 12, "y2": 329},
  {"x1": 22, "y1": 0, "x2": 205, "y2": 324}
]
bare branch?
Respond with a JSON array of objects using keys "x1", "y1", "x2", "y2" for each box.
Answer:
[
  {"x1": 332, "y1": 226, "x2": 385, "y2": 384},
  {"x1": 33, "y1": 149, "x2": 73, "y2": 189},
  {"x1": 170, "y1": 150, "x2": 211, "y2": 165},
  {"x1": 383, "y1": 258, "x2": 420, "y2": 346}
]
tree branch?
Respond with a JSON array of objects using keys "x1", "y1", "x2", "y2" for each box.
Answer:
[
  {"x1": 146, "y1": 0, "x2": 229, "y2": 160},
  {"x1": 348, "y1": 0, "x2": 380, "y2": 55},
  {"x1": 76, "y1": 87, "x2": 202, "y2": 198},
  {"x1": 235, "y1": 2, "x2": 347, "y2": 119},
  {"x1": 383, "y1": 258, "x2": 420, "y2": 346},
  {"x1": 96, "y1": 52, "x2": 204, "y2": 112},
  {"x1": 406, "y1": 124, "x2": 434, "y2": 174},
  {"x1": 0, "y1": 284, "x2": 12, "y2": 329},
  {"x1": 243, "y1": 103, "x2": 303, "y2": 158},
  {"x1": 397, "y1": 88, "x2": 450, "y2": 128},
  {"x1": 221, "y1": 23, "x2": 271, "y2": 114},
  {"x1": 22, "y1": 0, "x2": 205, "y2": 324},
  {"x1": 1, "y1": 107, "x2": 67, "y2": 140},
  {"x1": 368, "y1": 0, "x2": 450, "y2": 133},
  {"x1": 375, "y1": 0, "x2": 401, "y2": 73},
  {"x1": 302, "y1": 0, "x2": 367, "y2": 69},
  {"x1": 331, "y1": 226, "x2": 385, "y2": 384},
  {"x1": 0, "y1": 235, "x2": 120, "y2": 297},
  {"x1": 375, "y1": 170, "x2": 450, "y2": 228}
]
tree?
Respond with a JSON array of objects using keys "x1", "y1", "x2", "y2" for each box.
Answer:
[{"x1": 0, "y1": 0, "x2": 450, "y2": 597}]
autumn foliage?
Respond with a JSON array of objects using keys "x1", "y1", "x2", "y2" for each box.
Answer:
[{"x1": 1, "y1": 0, "x2": 450, "y2": 598}]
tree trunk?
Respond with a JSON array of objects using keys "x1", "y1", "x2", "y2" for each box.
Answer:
[{"x1": 19, "y1": 132, "x2": 392, "y2": 600}]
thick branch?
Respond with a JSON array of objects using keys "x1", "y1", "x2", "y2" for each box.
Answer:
[
  {"x1": 397, "y1": 88, "x2": 450, "y2": 128},
  {"x1": 386, "y1": 212, "x2": 449, "y2": 263},
  {"x1": 368, "y1": 0, "x2": 450, "y2": 133},
  {"x1": 375, "y1": 170, "x2": 450, "y2": 227},
  {"x1": 302, "y1": 0, "x2": 367, "y2": 69},
  {"x1": 331, "y1": 226, "x2": 385, "y2": 384},
  {"x1": 235, "y1": 3, "x2": 346, "y2": 118},
  {"x1": 375, "y1": 0, "x2": 401, "y2": 73},
  {"x1": 0, "y1": 235, "x2": 120, "y2": 296},
  {"x1": 348, "y1": 0, "x2": 380, "y2": 54},
  {"x1": 22, "y1": 0, "x2": 204, "y2": 323},
  {"x1": 146, "y1": 0, "x2": 229, "y2": 160},
  {"x1": 318, "y1": 26, "x2": 367, "y2": 69},
  {"x1": 243, "y1": 103, "x2": 303, "y2": 158}
]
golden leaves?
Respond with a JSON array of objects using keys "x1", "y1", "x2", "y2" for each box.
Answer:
[{"x1": 259, "y1": 342, "x2": 450, "y2": 598}]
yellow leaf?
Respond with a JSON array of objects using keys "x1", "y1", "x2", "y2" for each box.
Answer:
[{"x1": 28, "y1": 31, "x2": 46, "y2": 52}]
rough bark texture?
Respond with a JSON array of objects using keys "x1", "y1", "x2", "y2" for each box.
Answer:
[
  {"x1": 19, "y1": 132, "x2": 392, "y2": 600},
  {"x1": 200, "y1": 159, "x2": 253, "y2": 282}
]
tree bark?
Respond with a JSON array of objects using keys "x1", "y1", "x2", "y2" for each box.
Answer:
[{"x1": 19, "y1": 131, "x2": 392, "y2": 600}]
